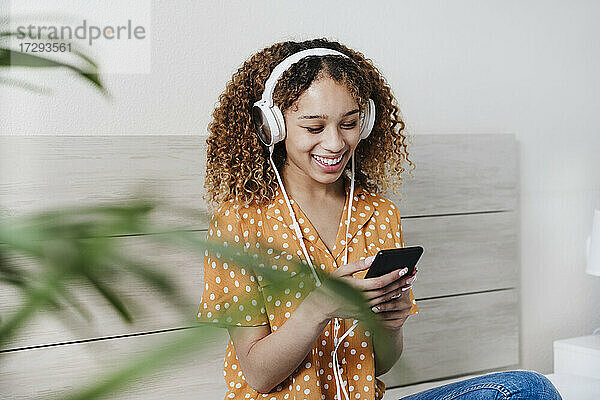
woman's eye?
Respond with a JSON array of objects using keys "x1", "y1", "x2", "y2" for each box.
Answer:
[
  {"x1": 304, "y1": 126, "x2": 323, "y2": 133},
  {"x1": 303, "y1": 121, "x2": 357, "y2": 133}
]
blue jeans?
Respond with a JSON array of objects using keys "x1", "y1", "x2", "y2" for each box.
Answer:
[{"x1": 398, "y1": 370, "x2": 562, "y2": 400}]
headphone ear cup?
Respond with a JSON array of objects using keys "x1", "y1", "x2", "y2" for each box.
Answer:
[
  {"x1": 252, "y1": 101, "x2": 287, "y2": 148},
  {"x1": 271, "y1": 105, "x2": 286, "y2": 145},
  {"x1": 359, "y1": 98, "x2": 376, "y2": 140}
]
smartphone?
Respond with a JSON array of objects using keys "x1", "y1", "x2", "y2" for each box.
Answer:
[{"x1": 364, "y1": 246, "x2": 423, "y2": 279}]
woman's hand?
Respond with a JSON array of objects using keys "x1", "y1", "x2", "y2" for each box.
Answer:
[
  {"x1": 307, "y1": 255, "x2": 416, "y2": 322},
  {"x1": 369, "y1": 266, "x2": 417, "y2": 331}
]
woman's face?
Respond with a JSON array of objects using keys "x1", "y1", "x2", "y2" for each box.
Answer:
[{"x1": 282, "y1": 76, "x2": 362, "y2": 186}]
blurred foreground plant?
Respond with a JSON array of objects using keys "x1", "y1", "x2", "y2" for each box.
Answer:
[
  {"x1": 0, "y1": 17, "x2": 107, "y2": 96},
  {"x1": 0, "y1": 194, "x2": 390, "y2": 400}
]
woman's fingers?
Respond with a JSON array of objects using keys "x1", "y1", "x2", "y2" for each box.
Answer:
[
  {"x1": 370, "y1": 285, "x2": 415, "y2": 313},
  {"x1": 366, "y1": 279, "x2": 406, "y2": 304},
  {"x1": 371, "y1": 304, "x2": 412, "y2": 318},
  {"x1": 350, "y1": 266, "x2": 408, "y2": 292},
  {"x1": 367, "y1": 283, "x2": 406, "y2": 307},
  {"x1": 360, "y1": 267, "x2": 417, "y2": 299},
  {"x1": 334, "y1": 256, "x2": 375, "y2": 278}
]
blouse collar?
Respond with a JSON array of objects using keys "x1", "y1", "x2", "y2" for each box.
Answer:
[{"x1": 265, "y1": 177, "x2": 375, "y2": 262}]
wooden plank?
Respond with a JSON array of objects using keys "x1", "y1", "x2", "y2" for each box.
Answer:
[
  {"x1": 0, "y1": 326, "x2": 230, "y2": 400},
  {"x1": 0, "y1": 231, "x2": 209, "y2": 351},
  {"x1": 0, "y1": 135, "x2": 210, "y2": 229},
  {"x1": 0, "y1": 134, "x2": 517, "y2": 231},
  {"x1": 381, "y1": 289, "x2": 519, "y2": 386},
  {"x1": 401, "y1": 211, "x2": 519, "y2": 297},
  {"x1": 383, "y1": 134, "x2": 518, "y2": 215},
  {"x1": 1, "y1": 291, "x2": 518, "y2": 399},
  {"x1": 1, "y1": 212, "x2": 516, "y2": 351}
]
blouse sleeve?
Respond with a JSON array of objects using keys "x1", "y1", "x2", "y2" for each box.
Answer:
[
  {"x1": 390, "y1": 201, "x2": 420, "y2": 316},
  {"x1": 196, "y1": 202, "x2": 269, "y2": 327}
]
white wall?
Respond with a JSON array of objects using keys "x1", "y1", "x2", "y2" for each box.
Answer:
[{"x1": 2, "y1": 0, "x2": 599, "y2": 375}]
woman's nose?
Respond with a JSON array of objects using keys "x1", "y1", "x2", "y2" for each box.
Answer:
[{"x1": 321, "y1": 125, "x2": 346, "y2": 151}]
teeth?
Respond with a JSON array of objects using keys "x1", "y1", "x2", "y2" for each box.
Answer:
[{"x1": 312, "y1": 154, "x2": 343, "y2": 166}]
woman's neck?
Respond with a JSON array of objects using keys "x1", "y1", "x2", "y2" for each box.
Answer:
[{"x1": 280, "y1": 165, "x2": 346, "y2": 205}]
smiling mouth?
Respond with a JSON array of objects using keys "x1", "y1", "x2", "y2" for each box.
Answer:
[{"x1": 311, "y1": 151, "x2": 346, "y2": 166}]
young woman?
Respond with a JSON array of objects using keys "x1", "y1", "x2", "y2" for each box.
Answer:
[{"x1": 197, "y1": 38, "x2": 562, "y2": 400}]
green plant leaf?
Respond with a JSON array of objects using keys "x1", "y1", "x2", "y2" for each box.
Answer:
[
  {"x1": 80, "y1": 270, "x2": 132, "y2": 323},
  {"x1": 0, "y1": 46, "x2": 107, "y2": 96}
]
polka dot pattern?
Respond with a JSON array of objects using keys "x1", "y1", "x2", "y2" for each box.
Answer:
[
  {"x1": 197, "y1": 179, "x2": 419, "y2": 399},
  {"x1": 197, "y1": 204, "x2": 269, "y2": 328}
]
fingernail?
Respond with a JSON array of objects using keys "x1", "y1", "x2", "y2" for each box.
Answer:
[
  {"x1": 402, "y1": 285, "x2": 412, "y2": 291},
  {"x1": 399, "y1": 267, "x2": 408, "y2": 276},
  {"x1": 406, "y1": 277, "x2": 415, "y2": 284},
  {"x1": 365, "y1": 255, "x2": 376, "y2": 264},
  {"x1": 391, "y1": 293, "x2": 401, "y2": 299},
  {"x1": 371, "y1": 306, "x2": 380, "y2": 313}
]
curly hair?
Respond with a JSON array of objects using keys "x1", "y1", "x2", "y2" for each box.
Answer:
[{"x1": 203, "y1": 38, "x2": 415, "y2": 211}]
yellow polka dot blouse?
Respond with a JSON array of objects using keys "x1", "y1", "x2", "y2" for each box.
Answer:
[{"x1": 197, "y1": 179, "x2": 419, "y2": 399}]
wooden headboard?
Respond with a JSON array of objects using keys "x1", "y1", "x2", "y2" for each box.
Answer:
[{"x1": 0, "y1": 134, "x2": 520, "y2": 397}]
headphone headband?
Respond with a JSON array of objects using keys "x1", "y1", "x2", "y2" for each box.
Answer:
[{"x1": 262, "y1": 48, "x2": 350, "y2": 107}]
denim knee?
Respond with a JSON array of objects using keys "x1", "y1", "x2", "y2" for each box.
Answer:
[{"x1": 489, "y1": 370, "x2": 562, "y2": 400}]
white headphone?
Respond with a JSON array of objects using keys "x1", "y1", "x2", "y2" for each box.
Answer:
[
  {"x1": 251, "y1": 47, "x2": 374, "y2": 400},
  {"x1": 251, "y1": 48, "x2": 376, "y2": 151}
]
